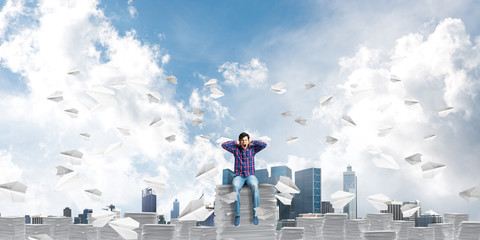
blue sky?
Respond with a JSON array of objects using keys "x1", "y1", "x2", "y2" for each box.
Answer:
[{"x1": 1, "y1": 0, "x2": 480, "y2": 222}]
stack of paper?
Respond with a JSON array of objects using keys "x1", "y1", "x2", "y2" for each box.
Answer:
[
  {"x1": 363, "y1": 230, "x2": 397, "y2": 240},
  {"x1": 429, "y1": 223, "x2": 454, "y2": 240},
  {"x1": 407, "y1": 227, "x2": 434, "y2": 240},
  {"x1": 97, "y1": 223, "x2": 122, "y2": 240},
  {"x1": 366, "y1": 213, "x2": 393, "y2": 230},
  {"x1": 322, "y1": 213, "x2": 347, "y2": 239},
  {"x1": 25, "y1": 224, "x2": 52, "y2": 238},
  {"x1": 443, "y1": 213, "x2": 469, "y2": 238},
  {"x1": 42, "y1": 217, "x2": 71, "y2": 239},
  {"x1": 345, "y1": 219, "x2": 370, "y2": 240},
  {"x1": 141, "y1": 224, "x2": 175, "y2": 240},
  {"x1": 389, "y1": 220, "x2": 415, "y2": 240},
  {"x1": 214, "y1": 184, "x2": 277, "y2": 240},
  {"x1": 456, "y1": 221, "x2": 480, "y2": 239},
  {"x1": 68, "y1": 224, "x2": 97, "y2": 240},
  {"x1": 0, "y1": 217, "x2": 25, "y2": 240},
  {"x1": 296, "y1": 216, "x2": 323, "y2": 240},
  {"x1": 278, "y1": 227, "x2": 304, "y2": 240},
  {"x1": 171, "y1": 219, "x2": 196, "y2": 240},
  {"x1": 124, "y1": 212, "x2": 157, "y2": 239},
  {"x1": 189, "y1": 226, "x2": 217, "y2": 240}
]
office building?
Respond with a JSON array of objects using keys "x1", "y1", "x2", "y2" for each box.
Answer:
[
  {"x1": 157, "y1": 215, "x2": 166, "y2": 224},
  {"x1": 271, "y1": 166, "x2": 292, "y2": 179},
  {"x1": 82, "y1": 209, "x2": 92, "y2": 224},
  {"x1": 321, "y1": 201, "x2": 334, "y2": 214},
  {"x1": 63, "y1": 207, "x2": 72, "y2": 217},
  {"x1": 271, "y1": 165, "x2": 294, "y2": 220},
  {"x1": 381, "y1": 201, "x2": 403, "y2": 220},
  {"x1": 222, "y1": 168, "x2": 235, "y2": 185},
  {"x1": 255, "y1": 168, "x2": 269, "y2": 183},
  {"x1": 170, "y1": 198, "x2": 180, "y2": 219},
  {"x1": 31, "y1": 215, "x2": 43, "y2": 224},
  {"x1": 25, "y1": 215, "x2": 31, "y2": 224},
  {"x1": 294, "y1": 168, "x2": 321, "y2": 218},
  {"x1": 343, "y1": 165, "x2": 357, "y2": 219},
  {"x1": 416, "y1": 212, "x2": 443, "y2": 227},
  {"x1": 142, "y1": 188, "x2": 157, "y2": 212}
]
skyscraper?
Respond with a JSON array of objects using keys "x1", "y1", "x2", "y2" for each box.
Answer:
[
  {"x1": 294, "y1": 168, "x2": 321, "y2": 218},
  {"x1": 254, "y1": 168, "x2": 269, "y2": 183},
  {"x1": 63, "y1": 207, "x2": 72, "y2": 217},
  {"x1": 142, "y1": 188, "x2": 157, "y2": 212},
  {"x1": 321, "y1": 201, "x2": 334, "y2": 214},
  {"x1": 271, "y1": 166, "x2": 293, "y2": 220},
  {"x1": 343, "y1": 165, "x2": 357, "y2": 219},
  {"x1": 222, "y1": 168, "x2": 235, "y2": 185},
  {"x1": 170, "y1": 198, "x2": 180, "y2": 219}
]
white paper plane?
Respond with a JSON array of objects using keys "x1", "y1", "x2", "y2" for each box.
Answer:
[
  {"x1": 275, "y1": 176, "x2": 300, "y2": 194},
  {"x1": 104, "y1": 141, "x2": 122, "y2": 156},
  {"x1": 459, "y1": 186, "x2": 480, "y2": 202},
  {"x1": 60, "y1": 149, "x2": 83, "y2": 165},
  {"x1": 28, "y1": 234, "x2": 53, "y2": 240},
  {"x1": 147, "y1": 91, "x2": 161, "y2": 103},
  {"x1": 320, "y1": 96, "x2": 333, "y2": 106},
  {"x1": 295, "y1": 117, "x2": 307, "y2": 126},
  {"x1": 275, "y1": 192, "x2": 294, "y2": 205},
  {"x1": 195, "y1": 162, "x2": 218, "y2": 179},
  {"x1": 204, "y1": 78, "x2": 217, "y2": 88},
  {"x1": 331, "y1": 190, "x2": 356, "y2": 209},
  {"x1": 109, "y1": 78, "x2": 126, "y2": 88},
  {"x1": 193, "y1": 108, "x2": 205, "y2": 117},
  {"x1": 401, "y1": 204, "x2": 420, "y2": 217},
  {"x1": 326, "y1": 136, "x2": 338, "y2": 144},
  {"x1": 405, "y1": 153, "x2": 422, "y2": 165},
  {"x1": 254, "y1": 207, "x2": 274, "y2": 220},
  {"x1": 80, "y1": 133, "x2": 90, "y2": 140},
  {"x1": 64, "y1": 108, "x2": 79, "y2": 118},
  {"x1": 424, "y1": 134, "x2": 437, "y2": 141},
  {"x1": 47, "y1": 91, "x2": 63, "y2": 102},
  {"x1": 92, "y1": 210, "x2": 116, "y2": 228},
  {"x1": 192, "y1": 118, "x2": 202, "y2": 126},
  {"x1": 55, "y1": 172, "x2": 87, "y2": 191},
  {"x1": 0, "y1": 181, "x2": 27, "y2": 202},
  {"x1": 166, "y1": 75, "x2": 178, "y2": 84},
  {"x1": 367, "y1": 193, "x2": 390, "y2": 211},
  {"x1": 56, "y1": 165, "x2": 73, "y2": 176},
  {"x1": 144, "y1": 176, "x2": 166, "y2": 194},
  {"x1": 390, "y1": 75, "x2": 401, "y2": 82},
  {"x1": 281, "y1": 111, "x2": 292, "y2": 118},
  {"x1": 197, "y1": 135, "x2": 211, "y2": 142},
  {"x1": 165, "y1": 135, "x2": 176, "y2": 142},
  {"x1": 438, "y1": 106, "x2": 454, "y2": 117},
  {"x1": 421, "y1": 162, "x2": 446, "y2": 178},
  {"x1": 372, "y1": 153, "x2": 400, "y2": 169},
  {"x1": 178, "y1": 199, "x2": 214, "y2": 221},
  {"x1": 377, "y1": 127, "x2": 394, "y2": 137},
  {"x1": 286, "y1": 136, "x2": 299, "y2": 145},
  {"x1": 67, "y1": 68, "x2": 80, "y2": 75},
  {"x1": 117, "y1": 127, "x2": 131, "y2": 136},
  {"x1": 341, "y1": 115, "x2": 356, "y2": 126},
  {"x1": 85, "y1": 189, "x2": 102, "y2": 201},
  {"x1": 109, "y1": 217, "x2": 140, "y2": 240},
  {"x1": 218, "y1": 192, "x2": 238, "y2": 204},
  {"x1": 305, "y1": 82, "x2": 316, "y2": 90},
  {"x1": 270, "y1": 82, "x2": 286, "y2": 94},
  {"x1": 210, "y1": 87, "x2": 224, "y2": 99},
  {"x1": 149, "y1": 117, "x2": 163, "y2": 127},
  {"x1": 404, "y1": 98, "x2": 419, "y2": 106}
]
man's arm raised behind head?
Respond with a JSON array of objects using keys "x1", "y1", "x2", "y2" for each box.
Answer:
[{"x1": 221, "y1": 140, "x2": 237, "y2": 154}]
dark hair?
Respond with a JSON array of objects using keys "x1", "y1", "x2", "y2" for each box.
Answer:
[{"x1": 238, "y1": 132, "x2": 250, "y2": 140}]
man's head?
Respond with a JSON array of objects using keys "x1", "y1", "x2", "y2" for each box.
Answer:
[{"x1": 238, "y1": 132, "x2": 250, "y2": 149}]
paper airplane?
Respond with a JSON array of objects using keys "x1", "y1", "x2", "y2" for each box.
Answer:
[
  {"x1": 64, "y1": 108, "x2": 79, "y2": 118},
  {"x1": 47, "y1": 91, "x2": 63, "y2": 102},
  {"x1": 92, "y1": 210, "x2": 116, "y2": 228},
  {"x1": 295, "y1": 117, "x2": 307, "y2": 126},
  {"x1": 350, "y1": 88, "x2": 373, "y2": 98},
  {"x1": 258, "y1": 136, "x2": 272, "y2": 143},
  {"x1": 165, "y1": 135, "x2": 176, "y2": 142},
  {"x1": 149, "y1": 117, "x2": 163, "y2": 127},
  {"x1": 117, "y1": 127, "x2": 131, "y2": 136},
  {"x1": 401, "y1": 204, "x2": 420, "y2": 217},
  {"x1": 109, "y1": 78, "x2": 126, "y2": 88},
  {"x1": 372, "y1": 153, "x2": 400, "y2": 169},
  {"x1": 286, "y1": 136, "x2": 299, "y2": 145},
  {"x1": 275, "y1": 192, "x2": 294, "y2": 205},
  {"x1": 438, "y1": 106, "x2": 454, "y2": 117},
  {"x1": 377, "y1": 101, "x2": 392, "y2": 112},
  {"x1": 178, "y1": 199, "x2": 213, "y2": 221},
  {"x1": 305, "y1": 82, "x2": 316, "y2": 90},
  {"x1": 350, "y1": 83, "x2": 359, "y2": 88},
  {"x1": 192, "y1": 118, "x2": 202, "y2": 126},
  {"x1": 331, "y1": 190, "x2": 356, "y2": 209},
  {"x1": 218, "y1": 192, "x2": 238, "y2": 204},
  {"x1": 270, "y1": 82, "x2": 286, "y2": 94},
  {"x1": 341, "y1": 115, "x2": 356, "y2": 126},
  {"x1": 320, "y1": 96, "x2": 333, "y2": 106},
  {"x1": 204, "y1": 79, "x2": 217, "y2": 88},
  {"x1": 85, "y1": 189, "x2": 102, "y2": 201},
  {"x1": 0, "y1": 181, "x2": 27, "y2": 202},
  {"x1": 67, "y1": 69, "x2": 80, "y2": 75},
  {"x1": 144, "y1": 176, "x2": 166, "y2": 194},
  {"x1": 109, "y1": 217, "x2": 140, "y2": 240},
  {"x1": 28, "y1": 234, "x2": 53, "y2": 240},
  {"x1": 275, "y1": 176, "x2": 300, "y2": 194},
  {"x1": 166, "y1": 75, "x2": 178, "y2": 84},
  {"x1": 55, "y1": 171, "x2": 87, "y2": 191},
  {"x1": 197, "y1": 135, "x2": 211, "y2": 142},
  {"x1": 79, "y1": 133, "x2": 90, "y2": 140},
  {"x1": 459, "y1": 186, "x2": 480, "y2": 202},
  {"x1": 56, "y1": 165, "x2": 73, "y2": 176},
  {"x1": 404, "y1": 98, "x2": 419, "y2": 106},
  {"x1": 405, "y1": 153, "x2": 422, "y2": 165},
  {"x1": 421, "y1": 162, "x2": 446, "y2": 178},
  {"x1": 367, "y1": 193, "x2": 390, "y2": 211},
  {"x1": 377, "y1": 127, "x2": 394, "y2": 137},
  {"x1": 104, "y1": 141, "x2": 122, "y2": 156},
  {"x1": 254, "y1": 207, "x2": 274, "y2": 220},
  {"x1": 193, "y1": 108, "x2": 205, "y2": 117},
  {"x1": 281, "y1": 111, "x2": 292, "y2": 118},
  {"x1": 326, "y1": 136, "x2": 338, "y2": 144},
  {"x1": 195, "y1": 162, "x2": 218, "y2": 179},
  {"x1": 147, "y1": 91, "x2": 161, "y2": 103},
  {"x1": 424, "y1": 134, "x2": 437, "y2": 141},
  {"x1": 60, "y1": 149, "x2": 83, "y2": 165},
  {"x1": 390, "y1": 75, "x2": 401, "y2": 82},
  {"x1": 210, "y1": 87, "x2": 224, "y2": 99}
]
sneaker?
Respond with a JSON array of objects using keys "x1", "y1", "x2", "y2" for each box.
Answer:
[
  {"x1": 234, "y1": 216, "x2": 240, "y2": 226},
  {"x1": 253, "y1": 216, "x2": 258, "y2": 225}
]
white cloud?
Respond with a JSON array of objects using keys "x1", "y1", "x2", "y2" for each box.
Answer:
[
  {"x1": 218, "y1": 58, "x2": 268, "y2": 88},
  {"x1": 127, "y1": 0, "x2": 137, "y2": 18},
  {"x1": 0, "y1": 0, "x2": 24, "y2": 38},
  {"x1": 0, "y1": 150, "x2": 23, "y2": 183}
]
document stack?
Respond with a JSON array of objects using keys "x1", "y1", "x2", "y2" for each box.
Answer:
[
  {"x1": 124, "y1": 212, "x2": 157, "y2": 240},
  {"x1": 43, "y1": 216, "x2": 71, "y2": 240},
  {"x1": 296, "y1": 216, "x2": 323, "y2": 239},
  {"x1": 141, "y1": 224, "x2": 175, "y2": 240},
  {"x1": 97, "y1": 223, "x2": 123, "y2": 240},
  {"x1": 278, "y1": 227, "x2": 304, "y2": 240},
  {"x1": 25, "y1": 224, "x2": 53, "y2": 238},
  {"x1": 443, "y1": 213, "x2": 469, "y2": 238},
  {"x1": 189, "y1": 226, "x2": 217, "y2": 240},
  {"x1": 322, "y1": 213, "x2": 347, "y2": 240},
  {"x1": 390, "y1": 220, "x2": 415, "y2": 240},
  {"x1": 68, "y1": 224, "x2": 97, "y2": 240},
  {"x1": 366, "y1": 213, "x2": 392, "y2": 230},
  {"x1": 429, "y1": 223, "x2": 454, "y2": 240},
  {"x1": 456, "y1": 221, "x2": 480, "y2": 239},
  {"x1": 0, "y1": 216, "x2": 25, "y2": 240},
  {"x1": 171, "y1": 219, "x2": 196, "y2": 240},
  {"x1": 344, "y1": 219, "x2": 369, "y2": 240},
  {"x1": 363, "y1": 230, "x2": 397, "y2": 240},
  {"x1": 407, "y1": 227, "x2": 434, "y2": 240},
  {"x1": 214, "y1": 184, "x2": 277, "y2": 240}
]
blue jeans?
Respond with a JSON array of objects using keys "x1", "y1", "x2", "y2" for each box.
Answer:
[{"x1": 232, "y1": 175, "x2": 259, "y2": 217}]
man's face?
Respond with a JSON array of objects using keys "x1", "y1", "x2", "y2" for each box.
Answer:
[{"x1": 239, "y1": 136, "x2": 249, "y2": 149}]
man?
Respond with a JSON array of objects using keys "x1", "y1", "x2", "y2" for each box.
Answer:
[{"x1": 222, "y1": 132, "x2": 267, "y2": 226}]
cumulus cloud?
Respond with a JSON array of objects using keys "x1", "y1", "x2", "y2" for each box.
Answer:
[{"x1": 218, "y1": 58, "x2": 268, "y2": 88}]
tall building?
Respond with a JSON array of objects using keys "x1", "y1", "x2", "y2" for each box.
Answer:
[
  {"x1": 25, "y1": 215, "x2": 31, "y2": 224},
  {"x1": 170, "y1": 198, "x2": 180, "y2": 219},
  {"x1": 142, "y1": 188, "x2": 157, "y2": 212},
  {"x1": 31, "y1": 215, "x2": 43, "y2": 224},
  {"x1": 254, "y1": 168, "x2": 269, "y2": 183},
  {"x1": 321, "y1": 201, "x2": 334, "y2": 214},
  {"x1": 343, "y1": 165, "x2": 357, "y2": 219},
  {"x1": 381, "y1": 201, "x2": 403, "y2": 220},
  {"x1": 63, "y1": 207, "x2": 72, "y2": 217},
  {"x1": 271, "y1": 166, "x2": 294, "y2": 220},
  {"x1": 82, "y1": 209, "x2": 92, "y2": 224},
  {"x1": 294, "y1": 168, "x2": 321, "y2": 218},
  {"x1": 222, "y1": 168, "x2": 235, "y2": 185}
]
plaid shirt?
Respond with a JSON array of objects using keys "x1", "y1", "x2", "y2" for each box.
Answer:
[{"x1": 222, "y1": 140, "x2": 267, "y2": 177}]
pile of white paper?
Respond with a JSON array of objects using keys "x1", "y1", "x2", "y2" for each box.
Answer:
[
  {"x1": 366, "y1": 213, "x2": 392, "y2": 230},
  {"x1": 456, "y1": 221, "x2": 480, "y2": 240},
  {"x1": 25, "y1": 224, "x2": 52, "y2": 239},
  {"x1": 189, "y1": 226, "x2": 217, "y2": 240},
  {"x1": 389, "y1": 220, "x2": 414, "y2": 240},
  {"x1": 296, "y1": 216, "x2": 323, "y2": 240},
  {"x1": 97, "y1": 223, "x2": 122, "y2": 240},
  {"x1": 278, "y1": 227, "x2": 304, "y2": 240},
  {"x1": 42, "y1": 217, "x2": 71, "y2": 239},
  {"x1": 363, "y1": 230, "x2": 397, "y2": 240},
  {"x1": 141, "y1": 224, "x2": 175, "y2": 240},
  {"x1": 68, "y1": 224, "x2": 97, "y2": 240},
  {"x1": 124, "y1": 213, "x2": 156, "y2": 239},
  {"x1": 171, "y1": 219, "x2": 196, "y2": 240},
  {"x1": 407, "y1": 227, "x2": 434, "y2": 240},
  {"x1": 345, "y1": 219, "x2": 370, "y2": 240},
  {"x1": 0, "y1": 217, "x2": 25, "y2": 240},
  {"x1": 322, "y1": 213, "x2": 347, "y2": 239},
  {"x1": 443, "y1": 213, "x2": 469, "y2": 238},
  {"x1": 429, "y1": 223, "x2": 454, "y2": 240}
]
